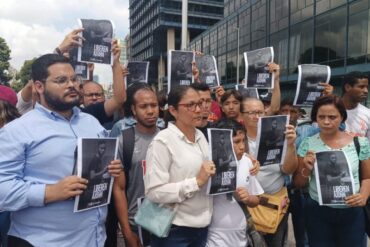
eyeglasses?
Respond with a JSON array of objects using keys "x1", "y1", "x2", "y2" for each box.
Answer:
[
  {"x1": 44, "y1": 75, "x2": 82, "y2": 86},
  {"x1": 84, "y1": 93, "x2": 104, "y2": 98},
  {"x1": 242, "y1": 111, "x2": 265, "y2": 116},
  {"x1": 178, "y1": 101, "x2": 205, "y2": 111}
]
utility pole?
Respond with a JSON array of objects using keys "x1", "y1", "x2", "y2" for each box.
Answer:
[{"x1": 181, "y1": 0, "x2": 188, "y2": 50}]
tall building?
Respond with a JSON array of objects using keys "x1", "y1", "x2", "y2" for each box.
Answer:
[
  {"x1": 120, "y1": 35, "x2": 130, "y2": 66},
  {"x1": 129, "y1": 0, "x2": 224, "y2": 88},
  {"x1": 189, "y1": 0, "x2": 370, "y2": 101}
]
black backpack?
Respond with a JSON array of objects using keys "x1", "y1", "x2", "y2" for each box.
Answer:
[
  {"x1": 104, "y1": 127, "x2": 136, "y2": 247},
  {"x1": 121, "y1": 127, "x2": 136, "y2": 189}
]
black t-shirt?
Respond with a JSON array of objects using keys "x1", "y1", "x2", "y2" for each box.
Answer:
[
  {"x1": 197, "y1": 122, "x2": 213, "y2": 141},
  {"x1": 81, "y1": 102, "x2": 113, "y2": 126}
]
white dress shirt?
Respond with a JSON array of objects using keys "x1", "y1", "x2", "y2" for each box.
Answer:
[{"x1": 144, "y1": 122, "x2": 213, "y2": 228}]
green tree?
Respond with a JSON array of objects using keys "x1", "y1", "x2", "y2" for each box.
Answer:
[
  {"x1": 11, "y1": 80, "x2": 24, "y2": 92},
  {"x1": 18, "y1": 58, "x2": 36, "y2": 87},
  {"x1": 0, "y1": 37, "x2": 11, "y2": 84}
]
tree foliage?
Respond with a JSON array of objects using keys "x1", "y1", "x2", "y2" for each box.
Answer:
[
  {"x1": 11, "y1": 80, "x2": 24, "y2": 93},
  {"x1": 19, "y1": 58, "x2": 36, "y2": 87},
  {"x1": 0, "y1": 37, "x2": 11, "y2": 84}
]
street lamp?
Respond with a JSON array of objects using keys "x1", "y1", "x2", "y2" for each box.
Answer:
[
  {"x1": 235, "y1": 27, "x2": 240, "y2": 83},
  {"x1": 181, "y1": 0, "x2": 188, "y2": 50}
]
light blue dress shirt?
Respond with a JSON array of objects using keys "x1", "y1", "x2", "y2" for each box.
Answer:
[{"x1": 0, "y1": 103, "x2": 109, "y2": 247}]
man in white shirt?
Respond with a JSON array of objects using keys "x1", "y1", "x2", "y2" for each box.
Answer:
[{"x1": 341, "y1": 71, "x2": 370, "y2": 140}]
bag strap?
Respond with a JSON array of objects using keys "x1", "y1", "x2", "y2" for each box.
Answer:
[
  {"x1": 354, "y1": 136, "x2": 362, "y2": 180},
  {"x1": 121, "y1": 127, "x2": 136, "y2": 190}
]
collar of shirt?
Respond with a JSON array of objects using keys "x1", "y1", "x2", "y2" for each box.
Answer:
[
  {"x1": 34, "y1": 102, "x2": 81, "y2": 122},
  {"x1": 167, "y1": 122, "x2": 202, "y2": 144}
]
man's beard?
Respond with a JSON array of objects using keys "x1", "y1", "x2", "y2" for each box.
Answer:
[{"x1": 44, "y1": 89, "x2": 80, "y2": 112}]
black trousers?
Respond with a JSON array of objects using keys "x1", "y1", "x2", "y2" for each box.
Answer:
[
  {"x1": 7, "y1": 236, "x2": 34, "y2": 247},
  {"x1": 104, "y1": 195, "x2": 118, "y2": 247}
]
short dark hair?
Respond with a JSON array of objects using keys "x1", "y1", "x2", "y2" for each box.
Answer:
[
  {"x1": 124, "y1": 83, "x2": 155, "y2": 117},
  {"x1": 167, "y1": 85, "x2": 193, "y2": 109},
  {"x1": 311, "y1": 94, "x2": 347, "y2": 123},
  {"x1": 220, "y1": 89, "x2": 242, "y2": 105},
  {"x1": 98, "y1": 140, "x2": 106, "y2": 146},
  {"x1": 342, "y1": 71, "x2": 369, "y2": 94},
  {"x1": 165, "y1": 85, "x2": 194, "y2": 124},
  {"x1": 157, "y1": 89, "x2": 167, "y2": 108},
  {"x1": 280, "y1": 98, "x2": 294, "y2": 108},
  {"x1": 215, "y1": 118, "x2": 245, "y2": 137},
  {"x1": 190, "y1": 83, "x2": 211, "y2": 92},
  {"x1": 31, "y1": 54, "x2": 71, "y2": 82}
]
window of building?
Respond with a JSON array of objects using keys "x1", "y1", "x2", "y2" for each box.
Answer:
[
  {"x1": 314, "y1": 6, "x2": 346, "y2": 68},
  {"x1": 218, "y1": 54, "x2": 227, "y2": 82},
  {"x1": 227, "y1": 16, "x2": 238, "y2": 52},
  {"x1": 238, "y1": 8, "x2": 251, "y2": 48},
  {"x1": 251, "y1": 0, "x2": 267, "y2": 42},
  {"x1": 347, "y1": 0, "x2": 369, "y2": 65},
  {"x1": 290, "y1": 0, "x2": 314, "y2": 25},
  {"x1": 210, "y1": 29, "x2": 218, "y2": 56},
  {"x1": 289, "y1": 19, "x2": 313, "y2": 74},
  {"x1": 218, "y1": 23, "x2": 227, "y2": 55},
  {"x1": 203, "y1": 33, "x2": 210, "y2": 54},
  {"x1": 316, "y1": 0, "x2": 346, "y2": 16},
  {"x1": 270, "y1": 0, "x2": 289, "y2": 34},
  {"x1": 270, "y1": 29, "x2": 288, "y2": 76}
]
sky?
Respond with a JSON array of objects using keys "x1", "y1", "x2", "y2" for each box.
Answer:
[{"x1": 0, "y1": 0, "x2": 129, "y2": 84}]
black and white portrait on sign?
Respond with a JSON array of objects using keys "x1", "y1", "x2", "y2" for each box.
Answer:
[
  {"x1": 207, "y1": 129, "x2": 237, "y2": 195},
  {"x1": 315, "y1": 151, "x2": 355, "y2": 206},
  {"x1": 168, "y1": 50, "x2": 194, "y2": 93},
  {"x1": 126, "y1": 61, "x2": 149, "y2": 87},
  {"x1": 294, "y1": 64, "x2": 331, "y2": 106},
  {"x1": 244, "y1": 47, "x2": 274, "y2": 89},
  {"x1": 235, "y1": 84, "x2": 259, "y2": 99},
  {"x1": 69, "y1": 47, "x2": 89, "y2": 80},
  {"x1": 74, "y1": 138, "x2": 118, "y2": 212},
  {"x1": 78, "y1": 19, "x2": 114, "y2": 65},
  {"x1": 195, "y1": 54, "x2": 219, "y2": 88},
  {"x1": 256, "y1": 115, "x2": 288, "y2": 166},
  {"x1": 258, "y1": 90, "x2": 272, "y2": 102}
]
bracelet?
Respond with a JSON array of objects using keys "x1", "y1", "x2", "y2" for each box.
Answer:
[
  {"x1": 301, "y1": 168, "x2": 311, "y2": 178},
  {"x1": 55, "y1": 47, "x2": 62, "y2": 55}
]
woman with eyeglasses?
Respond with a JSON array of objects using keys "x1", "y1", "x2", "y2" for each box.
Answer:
[
  {"x1": 241, "y1": 96, "x2": 297, "y2": 247},
  {"x1": 144, "y1": 85, "x2": 216, "y2": 247}
]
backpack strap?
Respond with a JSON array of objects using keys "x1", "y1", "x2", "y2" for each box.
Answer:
[
  {"x1": 353, "y1": 136, "x2": 361, "y2": 181},
  {"x1": 121, "y1": 127, "x2": 136, "y2": 190}
]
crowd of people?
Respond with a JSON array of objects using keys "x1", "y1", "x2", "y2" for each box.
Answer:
[{"x1": 0, "y1": 28, "x2": 370, "y2": 247}]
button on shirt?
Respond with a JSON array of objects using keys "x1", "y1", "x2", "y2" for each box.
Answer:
[
  {"x1": 144, "y1": 122, "x2": 213, "y2": 228},
  {"x1": 0, "y1": 103, "x2": 107, "y2": 247}
]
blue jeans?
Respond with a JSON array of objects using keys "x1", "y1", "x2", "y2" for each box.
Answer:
[
  {"x1": 0, "y1": 211, "x2": 10, "y2": 247},
  {"x1": 305, "y1": 196, "x2": 365, "y2": 247},
  {"x1": 151, "y1": 225, "x2": 208, "y2": 247}
]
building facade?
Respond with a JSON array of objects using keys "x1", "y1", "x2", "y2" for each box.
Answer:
[
  {"x1": 189, "y1": 0, "x2": 370, "y2": 99},
  {"x1": 120, "y1": 35, "x2": 130, "y2": 66},
  {"x1": 129, "y1": 0, "x2": 224, "y2": 88}
]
